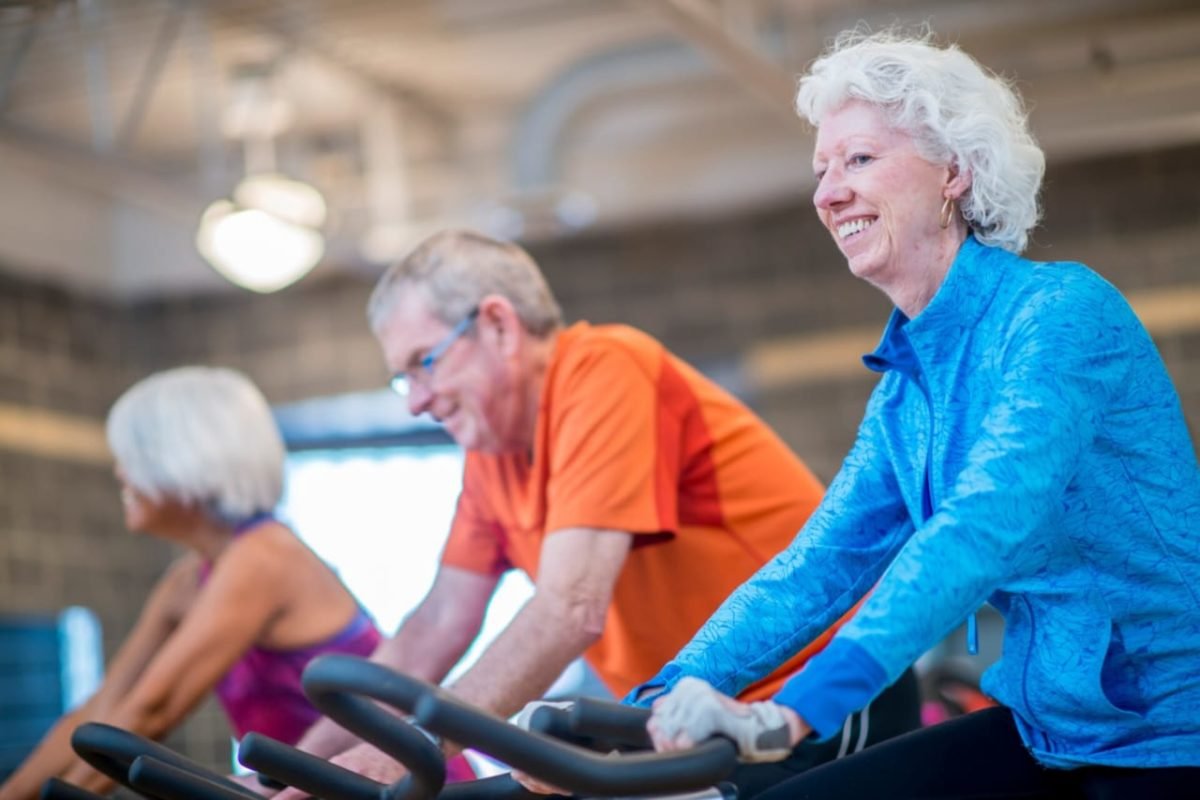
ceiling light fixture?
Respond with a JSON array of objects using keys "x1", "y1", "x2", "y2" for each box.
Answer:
[
  {"x1": 196, "y1": 63, "x2": 326, "y2": 293},
  {"x1": 196, "y1": 173, "x2": 327, "y2": 293}
]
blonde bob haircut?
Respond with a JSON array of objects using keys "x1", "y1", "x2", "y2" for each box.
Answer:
[
  {"x1": 106, "y1": 366, "x2": 285, "y2": 523},
  {"x1": 796, "y1": 28, "x2": 1045, "y2": 253}
]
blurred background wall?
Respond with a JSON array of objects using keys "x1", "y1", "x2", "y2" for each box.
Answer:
[{"x1": 2, "y1": 0, "x2": 1199, "y2": 774}]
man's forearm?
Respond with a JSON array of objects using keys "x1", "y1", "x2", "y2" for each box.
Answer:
[
  {"x1": 447, "y1": 591, "x2": 600, "y2": 722},
  {"x1": 290, "y1": 715, "x2": 361, "y2": 760}
]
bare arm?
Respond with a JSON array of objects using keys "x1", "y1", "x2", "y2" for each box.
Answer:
[
  {"x1": 289, "y1": 565, "x2": 499, "y2": 759},
  {"x1": 0, "y1": 557, "x2": 196, "y2": 800},
  {"x1": 53, "y1": 539, "x2": 288, "y2": 793},
  {"x1": 447, "y1": 527, "x2": 632, "y2": 728}
]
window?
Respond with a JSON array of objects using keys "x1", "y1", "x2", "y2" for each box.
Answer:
[{"x1": 278, "y1": 444, "x2": 535, "y2": 680}]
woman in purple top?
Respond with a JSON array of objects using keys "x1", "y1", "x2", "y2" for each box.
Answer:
[{"x1": 0, "y1": 367, "x2": 381, "y2": 800}]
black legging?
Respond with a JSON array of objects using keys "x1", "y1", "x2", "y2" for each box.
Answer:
[
  {"x1": 754, "y1": 705, "x2": 1198, "y2": 800},
  {"x1": 731, "y1": 667, "x2": 922, "y2": 799}
]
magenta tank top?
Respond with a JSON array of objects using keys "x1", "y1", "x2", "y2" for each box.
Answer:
[
  {"x1": 199, "y1": 514, "x2": 381, "y2": 743},
  {"x1": 201, "y1": 516, "x2": 476, "y2": 782}
]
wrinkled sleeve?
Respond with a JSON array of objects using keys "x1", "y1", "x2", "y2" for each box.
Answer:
[
  {"x1": 626, "y1": 382, "x2": 914, "y2": 706},
  {"x1": 775, "y1": 286, "x2": 1132, "y2": 737}
]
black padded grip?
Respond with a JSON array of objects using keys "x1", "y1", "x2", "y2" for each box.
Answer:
[
  {"x1": 569, "y1": 698, "x2": 653, "y2": 749},
  {"x1": 239, "y1": 733, "x2": 383, "y2": 800},
  {"x1": 526, "y1": 705, "x2": 574, "y2": 743}
]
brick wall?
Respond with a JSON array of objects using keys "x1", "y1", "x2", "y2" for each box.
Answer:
[{"x1": 1, "y1": 142, "x2": 1198, "y2": 770}]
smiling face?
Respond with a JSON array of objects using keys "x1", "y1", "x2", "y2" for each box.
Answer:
[
  {"x1": 812, "y1": 101, "x2": 968, "y2": 309},
  {"x1": 376, "y1": 288, "x2": 531, "y2": 453}
]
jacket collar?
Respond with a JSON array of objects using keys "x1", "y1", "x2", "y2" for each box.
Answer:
[{"x1": 863, "y1": 235, "x2": 1010, "y2": 375}]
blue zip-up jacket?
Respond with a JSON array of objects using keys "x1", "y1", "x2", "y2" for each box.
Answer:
[{"x1": 628, "y1": 236, "x2": 1200, "y2": 768}]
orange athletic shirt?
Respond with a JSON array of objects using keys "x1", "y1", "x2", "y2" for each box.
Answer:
[{"x1": 443, "y1": 322, "x2": 857, "y2": 700}]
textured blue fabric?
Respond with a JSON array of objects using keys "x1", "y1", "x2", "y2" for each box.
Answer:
[
  {"x1": 628, "y1": 236, "x2": 1200, "y2": 768},
  {"x1": 772, "y1": 638, "x2": 885, "y2": 740}
]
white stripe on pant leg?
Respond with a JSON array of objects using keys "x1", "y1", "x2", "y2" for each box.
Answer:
[
  {"x1": 836, "y1": 713, "x2": 853, "y2": 759},
  {"x1": 853, "y1": 701, "x2": 872, "y2": 754}
]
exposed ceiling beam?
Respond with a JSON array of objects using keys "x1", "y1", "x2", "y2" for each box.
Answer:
[
  {"x1": 635, "y1": 0, "x2": 799, "y2": 126},
  {"x1": 116, "y1": 0, "x2": 187, "y2": 151},
  {"x1": 203, "y1": 1, "x2": 455, "y2": 133}
]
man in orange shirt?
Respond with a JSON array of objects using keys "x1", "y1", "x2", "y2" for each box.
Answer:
[{"x1": 281, "y1": 229, "x2": 919, "y2": 798}]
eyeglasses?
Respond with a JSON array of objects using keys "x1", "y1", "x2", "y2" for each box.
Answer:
[{"x1": 390, "y1": 306, "x2": 480, "y2": 396}]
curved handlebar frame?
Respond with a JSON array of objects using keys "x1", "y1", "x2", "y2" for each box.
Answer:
[
  {"x1": 414, "y1": 689, "x2": 737, "y2": 796},
  {"x1": 69, "y1": 723, "x2": 259, "y2": 800},
  {"x1": 292, "y1": 656, "x2": 738, "y2": 799},
  {"x1": 128, "y1": 757, "x2": 257, "y2": 800},
  {"x1": 272, "y1": 655, "x2": 447, "y2": 800}
]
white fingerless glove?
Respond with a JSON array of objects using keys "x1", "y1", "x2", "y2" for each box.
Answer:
[{"x1": 652, "y1": 677, "x2": 794, "y2": 763}]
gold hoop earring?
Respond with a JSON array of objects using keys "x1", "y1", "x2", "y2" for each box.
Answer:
[{"x1": 939, "y1": 197, "x2": 955, "y2": 229}]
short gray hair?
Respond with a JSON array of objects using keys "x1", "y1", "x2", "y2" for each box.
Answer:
[
  {"x1": 796, "y1": 28, "x2": 1045, "y2": 253},
  {"x1": 367, "y1": 229, "x2": 563, "y2": 336},
  {"x1": 106, "y1": 366, "x2": 285, "y2": 523}
]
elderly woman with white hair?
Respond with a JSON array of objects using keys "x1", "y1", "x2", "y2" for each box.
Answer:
[
  {"x1": 631, "y1": 30, "x2": 1200, "y2": 798},
  {"x1": 0, "y1": 367, "x2": 382, "y2": 800}
]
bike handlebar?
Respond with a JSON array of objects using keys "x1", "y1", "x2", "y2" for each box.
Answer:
[
  {"x1": 69, "y1": 723, "x2": 259, "y2": 800},
  {"x1": 76, "y1": 654, "x2": 735, "y2": 800},
  {"x1": 238, "y1": 734, "x2": 386, "y2": 800},
  {"x1": 298, "y1": 656, "x2": 738, "y2": 798},
  {"x1": 569, "y1": 699, "x2": 653, "y2": 750},
  {"x1": 276, "y1": 655, "x2": 446, "y2": 800},
  {"x1": 413, "y1": 685, "x2": 738, "y2": 797},
  {"x1": 128, "y1": 756, "x2": 257, "y2": 800},
  {"x1": 527, "y1": 700, "x2": 653, "y2": 754}
]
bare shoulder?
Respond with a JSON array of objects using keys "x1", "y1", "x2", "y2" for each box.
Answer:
[{"x1": 219, "y1": 520, "x2": 300, "y2": 580}]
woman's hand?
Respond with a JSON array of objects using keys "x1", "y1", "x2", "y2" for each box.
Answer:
[{"x1": 647, "y1": 677, "x2": 809, "y2": 763}]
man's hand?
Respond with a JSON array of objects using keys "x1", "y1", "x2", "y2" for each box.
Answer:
[
  {"x1": 274, "y1": 743, "x2": 407, "y2": 800},
  {"x1": 510, "y1": 768, "x2": 570, "y2": 796},
  {"x1": 647, "y1": 677, "x2": 808, "y2": 763}
]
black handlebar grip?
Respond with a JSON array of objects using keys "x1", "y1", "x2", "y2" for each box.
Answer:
[
  {"x1": 526, "y1": 706, "x2": 576, "y2": 743},
  {"x1": 413, "y1": 689, "x2": 738, "y2": 797},
  {"x1": 128, "y1": 756, "x2": 253, "y2": 800},
  {"x1": 527, "y1": 702, "x2": 640, "y2": 754},
  {"x1": 39, "y1": 779, "x2": 107, "y2": 800},
  {"x1": 239, "y1": 733, "x2": 383, "y2": 800},
  {"x1": 569, "y1": 698, "x2": 653, "y2": 749}
]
